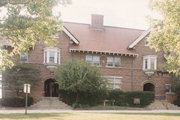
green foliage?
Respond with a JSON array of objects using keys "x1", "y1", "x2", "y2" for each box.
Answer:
[
  {"x1": 107, "y1": 90, "x2": 155, "y2": 107},
  {"x1": 0, "y1": 96, "x2": 33, "y2": 107},
  {"x1": 55, "y1": 59, "x2": 107, "y2": 104},
  {"x1": 59, "y1": 89, "x2": 107, "y2": 106},
  {"x1": 148, "y1": 0, "x2": 180, "y2": 75},
  {"x1": 174, "y1": 96, "x2": 180, "y2": 107},
  {"x1": 0, "y1": 0, "x2": 71, "y2": 70},
  {"x1": 4, "y1": 63, "x2": 40, "y2": 96},
  {"x1": 172, "y1": 75, "x2": 180, "y2": 94}
]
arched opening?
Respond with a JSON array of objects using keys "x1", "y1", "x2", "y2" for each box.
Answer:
[
  {"x1": 44, "y1": 79, "x2": 59, "y2": 97},
  {"x1": 143, "y1": 83, "x2": 155, "y2": 92}
]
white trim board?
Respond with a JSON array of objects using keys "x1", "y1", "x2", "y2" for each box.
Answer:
[
  {"x1": 128, "y1": 28, "x2": 151, "y2": 49},
  {"x1": 63, "y1": 26, "x2": 80, "y2": 45}
]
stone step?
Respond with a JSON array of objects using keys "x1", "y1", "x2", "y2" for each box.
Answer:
[{"x1": 29, "y1": 97, "x2": 72, "y2": 110}]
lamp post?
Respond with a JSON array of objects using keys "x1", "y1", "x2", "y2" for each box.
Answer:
[{"x1": 24, "y1": 84, "x2": 31, "y2": 115}]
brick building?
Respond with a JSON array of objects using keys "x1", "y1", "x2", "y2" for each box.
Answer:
[{"x1": 1, "y1": 14, "x2": 172, "y2": 101}]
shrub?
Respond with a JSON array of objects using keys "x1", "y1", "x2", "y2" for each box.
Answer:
[
  {"x1": 0, "y1": 96, "x2": 33, "y2": 107},
  {"x1": 107, "y1": 90, "x2": 154, "y2": 107},
  {"x1": 56, "y1": 59, "x2": 107, "y2": 105},
  {"x1": 59, "y1": 89, "x2": 107, "y2": 106},
  {"x1": 174, "y1": 96, "x2": 180, "y2": 106}
]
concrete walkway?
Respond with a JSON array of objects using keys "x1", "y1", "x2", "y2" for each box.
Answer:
[{"x1": 0, "y1": 109, "x2": 180, "y2": 114}]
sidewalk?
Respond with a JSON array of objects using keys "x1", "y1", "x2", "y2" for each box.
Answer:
[{"x1": 0, "y1": 109, "x2": 180, "y2": 114}]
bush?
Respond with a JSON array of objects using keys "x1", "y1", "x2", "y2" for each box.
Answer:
[
  {"x1": 0, "y1": 96, "x2": 33, "y2": 107},
  {"x1": 174, "y1": 96, "x2": 180, "y2": 106},
  {"x1": 107, "y1": 90, "x2": 154, "y2": 107},
  {"x1": 59, "y1": 89, "x2": 107, "y2": 106}
]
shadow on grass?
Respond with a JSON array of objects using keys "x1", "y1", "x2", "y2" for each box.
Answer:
[{"x1": 0, "y1": 113, "x2": 71, "y2": 119}]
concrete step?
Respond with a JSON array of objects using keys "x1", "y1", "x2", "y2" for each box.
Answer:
[{"x1": 29, "y1": 97, "x2": 72, "y2": 110}]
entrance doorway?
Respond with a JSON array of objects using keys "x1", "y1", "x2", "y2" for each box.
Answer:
[
  {"x1": 143, "y1": 83, "x2": 155, "y2": 92},
  {"x1": 44, "y1": 79, "x2": 59, "y2": 97}
]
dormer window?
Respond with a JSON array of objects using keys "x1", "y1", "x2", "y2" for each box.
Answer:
[
  {"x1": 20, "y1": 52, "x2": 28, "y2": 62},
  {"x1": 44, "y1": 48, "x2": 60, "y2": 64}
]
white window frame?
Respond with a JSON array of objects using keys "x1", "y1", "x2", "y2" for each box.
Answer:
[
  {"x1": 106, "y1": 57, "x2": 121, "y2": 67},
  {"x1": 143, "y1": 55, "x2": 157, "y2": 70},
  {"x1": 20, "y1": 52, "x2": 28, "y2": 62},
  {"x1": 85, "y1": 55, "x2": 100, "y2": 66},
  {"x1": 106, "y1": 76, "x2": 122, "y2": 90},
  {"x1": 44, "y1": 47, "x2": 60, "y2": 64}
]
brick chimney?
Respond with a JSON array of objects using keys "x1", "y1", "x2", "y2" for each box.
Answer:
[{"x1": 91, "y1": 14, "x2": 104, "y2": 30}]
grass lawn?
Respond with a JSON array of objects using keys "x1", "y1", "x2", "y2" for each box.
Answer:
[{"x1": 0, "y1": 113, "x2": 180, "y2": 120}]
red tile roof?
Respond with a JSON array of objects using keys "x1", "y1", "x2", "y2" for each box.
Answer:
[{"x1": 64, "y1": 22, "x2": 144, "y2": 55}]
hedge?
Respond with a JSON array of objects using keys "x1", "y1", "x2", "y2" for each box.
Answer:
[
  {"x1": 59, "y1": 89, "x2": 154, "y2": 107},
  {"x1": 0, "y1": 96, "x2": 33, "y2": 107},
  {"x1": 174, "y1": 96, "x2": 180, "y2": 106},
  {"x1": 107, "y1": 90, "x2": 155, "y2": 107},
  {"x1": 59, "y1": 89, "x2": 107, "y2": 106}
]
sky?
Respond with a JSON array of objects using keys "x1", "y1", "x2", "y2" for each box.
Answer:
[
  {"x1": 0, "y1": 0, "x2": 159, "y2": 30},
  {"x1": 55, "y1": 0, "x2": 159, "y2": 30}
]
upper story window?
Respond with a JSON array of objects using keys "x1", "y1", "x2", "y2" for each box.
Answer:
[
  {"x1": 107, "y1": 76, "x2": 122, "y2": 90},
  {"x1": 85, "y1": 55, "x2": 100, "y2": 66},
  {"x1": 143, "y1": 55, "x2": 157, "y2": 70},
  {"x1": 20, "y1": 52, "x2": 28, "y2": 62},
  {"x1": 107, "y1": 57, "x2": 120, "y2": 67},
  {"x1": 145, "y1": 39, "x2": 150, "y2": 46},
  {"x1": 44, "y1": 48, "x2": 60, "y2": 64}
]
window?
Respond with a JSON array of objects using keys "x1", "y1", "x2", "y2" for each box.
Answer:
[
  {"x1": 145, "y1": 40, "x2": 150, "y2": 46},
  {"x1": 143, "y1": 55, "x2": 157, "y2": 70},
  {"x1": 44, "y1": 48, "x2": 60, "y2": 64},
  {"x1": 165, "y1": 84, "x2": 172, "y2": 93},
  {"x1": 107, "y1": 57, "x2": 120, "y2": 67},
  {"x1": 107, "y1": 76, "x2": 122, "y2": 90},
  {"x1": 85, "y1": 55, "x2": 100, "y2": 66},
  {"x1": 20, "y1": 52, "x2": 28, "y2": 62}
]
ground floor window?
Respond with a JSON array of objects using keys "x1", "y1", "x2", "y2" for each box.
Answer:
[
  {"x1": 107, "y1": 76, "x2": 122, "y2": 90},
  {"x1": 165, "y1": 84, "x2": 172, "y2": 93}
]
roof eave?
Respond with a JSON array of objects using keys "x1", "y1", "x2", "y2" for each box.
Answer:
[{"x1": 70, "y1": 49, "x2": 138, "y2": 57}]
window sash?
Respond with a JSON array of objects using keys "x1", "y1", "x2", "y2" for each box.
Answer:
[
  {"x1": 85, "y1": 55, "x2": 100, "y2": 65},
  {"x1": 20, "y1": 53, "x2": 28, "y2": 62},
  {"x1": 107, "y1": 77, "x2": 122, "y2": 90},
  {"x1": 44, "y1": 48, "x2": 60, "y2": 64},
  {"x1": 143, "y1": 56, "x2": 157, "y2": 70},
  {"x1": 107, "y1": 57, "x2": 120, "y2": 67}
]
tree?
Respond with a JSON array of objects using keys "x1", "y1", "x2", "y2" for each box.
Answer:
[
  {"x1": 4, "y1": 63, "x2": 40, "y2": 96},
  {"x1": 55, "y1": 59, "x2": 107, "y2": 104},
  {"x1": 0, "y1": 0, "x2": 71, "y2": 70},
  {"x1": 147, "y1": 0, "x2": 180, "y2": 75}
]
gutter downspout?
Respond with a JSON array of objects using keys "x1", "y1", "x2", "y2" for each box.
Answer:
[{"x1": 131, "y1": 57, "x2": 135, "y2": 91}]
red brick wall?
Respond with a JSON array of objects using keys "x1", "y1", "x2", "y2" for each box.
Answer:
[{"x1": 4, "y1": 32, "x2": 173, "y2": 101}]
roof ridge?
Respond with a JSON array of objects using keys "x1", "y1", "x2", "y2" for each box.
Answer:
[{"x1": 64, "y1": 21, "x2": 145, "y2": 31}]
